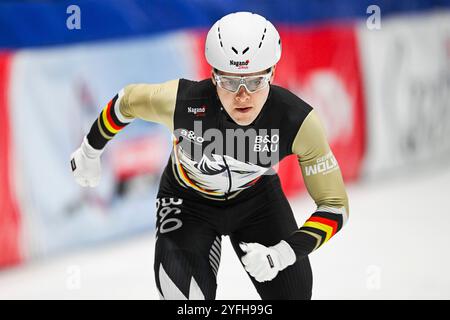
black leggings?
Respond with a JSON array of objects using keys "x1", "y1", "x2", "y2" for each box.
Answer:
[{"x1": 154, "y1": 178, "x2": 313, "y2": 300}]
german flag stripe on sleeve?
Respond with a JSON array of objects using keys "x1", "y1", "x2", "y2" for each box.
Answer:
[
  {"x1": 86, "y1": 92, "x2": 134, "y2": 150},
  {"x1": 300, "y1": 226, "x2": 328, "y2": 247},
  {"x1": 311, "y1": 211, "x2": 343, "y2": 232},
  {"x1": 308, "y1": 216, "x2": 338, "y2": 236},
  {"x1": 303, "y1": 221, "x2": 334, "y2": 243},
  {"x1": 97, "y1": 117, "x2": 114, "y2": 140},
  {"x1": 103, "y1": 102, "x2": 121, "y2": 132},
  {"x1": 99, "y1": 111, "x2": 115, "y2": 136},
  {"x1": 298, "y1": 209, "x2": 344, "y2": 249},
  {"x1": 110, "y1": 97, "x2": 131, "y2": 126},
  {"x1": 101, "y1": 95, "x2": 126, "y2": 134},
  {"x1": 317, "y1": 205, "x2": 348, "y2": 227}
]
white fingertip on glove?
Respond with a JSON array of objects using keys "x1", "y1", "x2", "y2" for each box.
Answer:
[
  {"x1": 70, "y1": 136, "x2": 103, "y2": 187},
  {"x1": 240, "y1": 240, "x2": 296, "y2": 282}
]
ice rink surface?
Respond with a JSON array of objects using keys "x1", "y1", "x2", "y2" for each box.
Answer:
[{"x1": 1, "y1": 165, "x2": 449, "y2": 300}]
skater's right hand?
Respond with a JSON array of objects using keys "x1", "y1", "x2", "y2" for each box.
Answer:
[{"x1": 70, "y1": 136, "x2": 103, "y2": 187}]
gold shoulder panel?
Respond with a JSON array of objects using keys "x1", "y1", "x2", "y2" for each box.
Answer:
[{"x1": 119, "y1": 79, "x2": 179, "y2": 132}]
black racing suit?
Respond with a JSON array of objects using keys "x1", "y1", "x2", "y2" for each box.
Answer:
[{"x1": 84, "y1": 78, "x2": 349, "y2": 300}]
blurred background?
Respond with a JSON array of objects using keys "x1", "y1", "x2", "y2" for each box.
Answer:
[{"x1": 0, "y1": 0, "x2": 449, "y2": 299}]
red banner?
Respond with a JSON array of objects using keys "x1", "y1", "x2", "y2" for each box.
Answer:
[
  {"x1": 0, "y1": 52, "x2": 21, "y2": 267},
  {"x1": 275, "y1": 24, "x2": 365, "y2": 194},
  {"x1": 194, "y1": 24, "x2": 365, "y2": 197}
]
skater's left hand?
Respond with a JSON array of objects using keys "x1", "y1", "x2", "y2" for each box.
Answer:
[{"x1": 240, "y1": 240, "x2": 296, "y2": 282}]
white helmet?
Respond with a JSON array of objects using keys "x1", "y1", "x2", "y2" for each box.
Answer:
[{"x1": 205, "y1": 12, "x2": 281, "y2": 74}]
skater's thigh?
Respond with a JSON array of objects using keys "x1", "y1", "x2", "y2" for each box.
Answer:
[{"x1": 154, "y1": 195, "x2": 222, "y2": 300}]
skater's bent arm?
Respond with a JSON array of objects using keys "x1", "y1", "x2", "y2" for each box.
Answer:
[
  {"x1": 86, "y1": 79, "x2": 179, "y2": 150},
  {"x1": 286, "y1": 110, "x2": 349, "y2": 259}
]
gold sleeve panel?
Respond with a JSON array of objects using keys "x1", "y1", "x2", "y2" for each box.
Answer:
[
  {"x1": 292, "y1": 110, "x2": 349, "y2": 215},
  {"x1": 119, "y1": 79, "x2": 179, "y2": 132}
]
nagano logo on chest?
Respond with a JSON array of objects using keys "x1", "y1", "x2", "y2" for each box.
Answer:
[{"x1": 187, "y1": 105, "x2": 207, "y2": 116}]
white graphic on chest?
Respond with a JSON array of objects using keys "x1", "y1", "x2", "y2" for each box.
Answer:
[{"x1": 173, "y1": 121, "x2": 281, "y2": 193}]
